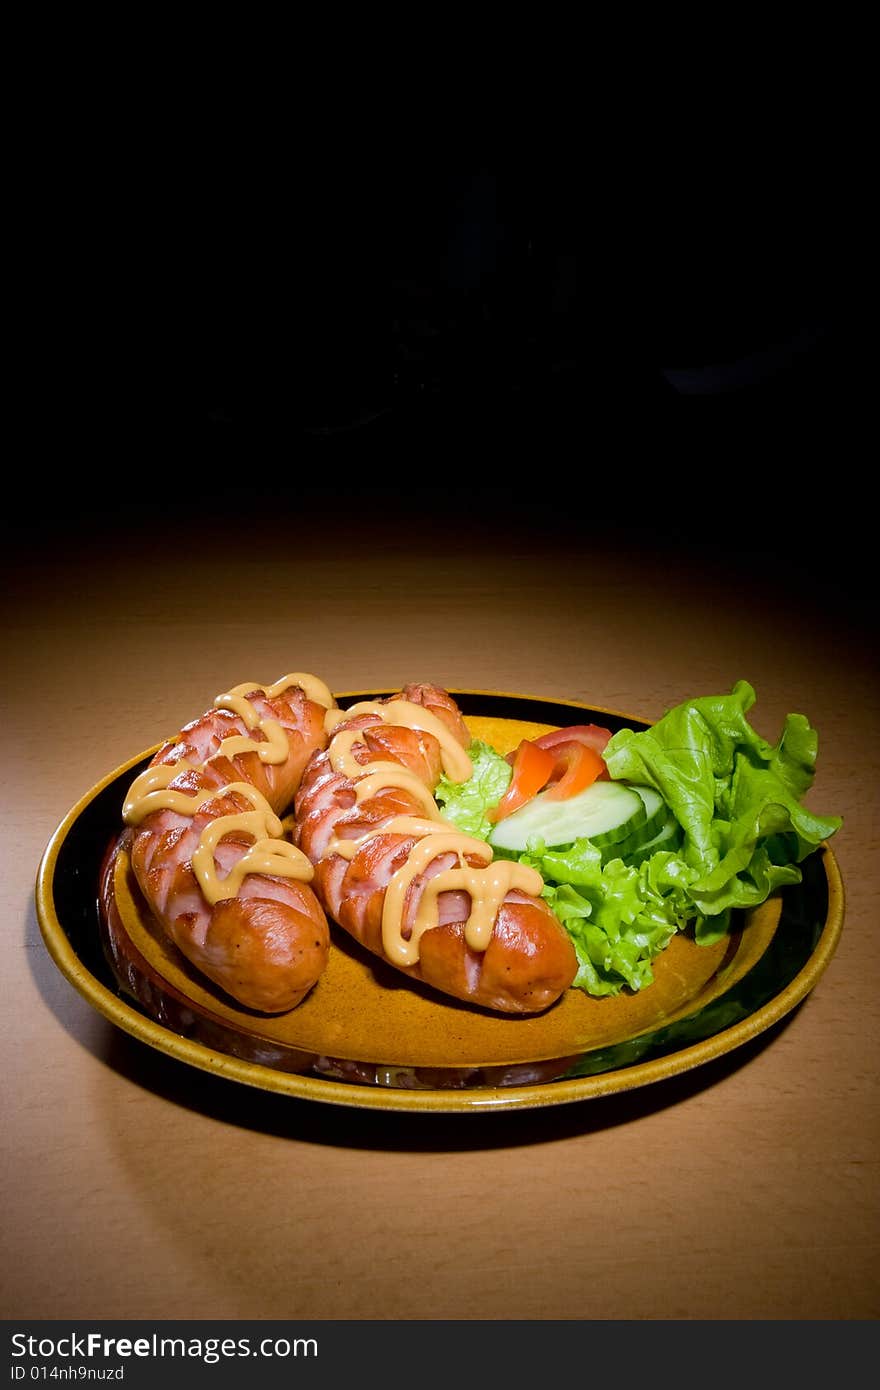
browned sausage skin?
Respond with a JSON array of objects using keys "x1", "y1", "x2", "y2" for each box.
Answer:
[
  {"x1": 294, "y1": 683, "x2": 577, "y2": 1013},
  {"x1": 122, "y1": 673, "x2": 335, "y2": 1013}
]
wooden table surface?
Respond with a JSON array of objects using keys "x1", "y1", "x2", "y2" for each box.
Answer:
[{"x1": 3, "y1": 411, "x2": 878, "y2": 1323}]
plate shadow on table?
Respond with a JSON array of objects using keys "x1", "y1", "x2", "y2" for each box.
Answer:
[
  {"x1": 92, "y1": 1012, "x2": 804, "y2": 1153},
  {"x1": 27, "y1": 894, "x2": 804, "y2": 1153}
]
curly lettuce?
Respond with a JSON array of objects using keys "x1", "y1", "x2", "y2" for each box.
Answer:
[{"x1": 435, "y1": 737, "x2": 512, "y2": 839}]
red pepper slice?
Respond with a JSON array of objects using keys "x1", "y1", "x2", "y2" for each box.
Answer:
[{"x1": 488, "y1": 739, "x2": 556, "y2": 823}]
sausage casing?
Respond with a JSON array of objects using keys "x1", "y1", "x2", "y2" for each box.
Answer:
[
  {"x1": 294, "y1": 683, "x2": 577, "y2": 1013},
  {"x1": 123, "y1": 675, "x2": 334, "y2": 1013}
]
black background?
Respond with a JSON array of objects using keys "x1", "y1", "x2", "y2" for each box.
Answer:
[{"x1": 21, "y1": 163, "x2": 864, "y2": 611}]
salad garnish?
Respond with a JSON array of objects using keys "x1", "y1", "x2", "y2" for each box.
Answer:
[{"x1": 435, "y1": 681, "x2": 842, "y2": 997}]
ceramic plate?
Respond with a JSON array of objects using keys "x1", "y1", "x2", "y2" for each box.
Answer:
[{"x1": 36, "y1": 691, "x2": 844, "y2": 1113}]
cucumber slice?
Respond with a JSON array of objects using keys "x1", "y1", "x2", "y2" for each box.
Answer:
[
  {"x1": 601, "y1": 785, "x2": 668, "y2": 861},
  {"x1": 487, "y1": 780, "x2": 645, "y2": 853},
  {"x1": 631, "y1": 786, "x2": 667, "y2": 840},
  {"x1": 619, "y1": 814, "x2": 683, "y2": 867}
]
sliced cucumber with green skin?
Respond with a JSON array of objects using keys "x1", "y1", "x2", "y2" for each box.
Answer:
[
  {"x1": 487, "y1": 780, "x2": 646, "y2": 853},
  {"x1": 619, "y1": 813, "x2": 683, "y2": 867},
  {"x1": 598, "y1": 785, "x2": 669, "y2": 862},
  {"x1": 626, "y1": 786, "x2": 667, "y2": 844}
]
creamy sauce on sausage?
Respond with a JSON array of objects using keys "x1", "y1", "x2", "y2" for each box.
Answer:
[
  {"x1": 380, "y1": 833, "x2": 544, "y2": 967},
  {"x1": 123, "y1": 673, "x2": 334, "y2": 903},
  {"x1": 189, "y1": 782, "x2": 314, "y2": 906},
  {"x1": 324, "y1": 698, "x2": 472, "y2": 822},
  {"x1": 123, "y1": 760, "x2": 201, "y2": 824},
  {"x1": 326, "y1": 814, "x2": 452, "y2": 861},
  {"x1": 215, "y1": 673, "x2": 335, "y2": 765},
  {"x1": 325, "y1": 699, "x2": 472, "y2": 782},
  {"x1": 324, "y1": 698, "x2": 543, "y2": 966},
  {"x1": 331, "y1": 753, "x2": 446, "y2": 822}
]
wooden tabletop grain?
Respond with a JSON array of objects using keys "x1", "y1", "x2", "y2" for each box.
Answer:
[{"x1": 3, "y1": 427, "x2": 877, "y2": 1323}]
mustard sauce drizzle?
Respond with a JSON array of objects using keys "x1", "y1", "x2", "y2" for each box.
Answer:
[
  {"x1": 324, "y1": 698, "x2": 543, "y2": 968},
  {"x1": 123, "y1": 673, "x2": 335, "y2": 904}
]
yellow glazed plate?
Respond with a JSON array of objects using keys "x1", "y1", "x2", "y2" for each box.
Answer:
[{"x1": 36, "y1": 691, "x2": 844, "y2": 1113}]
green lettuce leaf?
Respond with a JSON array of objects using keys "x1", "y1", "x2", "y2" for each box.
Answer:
[
  {"x1": 602, "y1": 679, "x2": 842, "y2": 921},
  {"x1": 536, "y1": 843, "x2": 689, "y2": 995},
  {"x1": 435, "y1": 738, "x2": 512, "y2": 839}
]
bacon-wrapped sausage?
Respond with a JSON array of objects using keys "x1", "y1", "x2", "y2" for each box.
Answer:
[
  {"x1": 119, "y1": 673, "x2": 335, "y2": 1013},
  {"x1": 293, "y1": 683, "x2": 578, "y2": 1013}
]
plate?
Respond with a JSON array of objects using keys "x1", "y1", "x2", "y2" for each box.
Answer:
[{"x1": 36, "y1": 691, "x2": 845, "y2": 1113}]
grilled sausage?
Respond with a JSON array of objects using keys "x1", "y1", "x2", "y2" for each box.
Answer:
[
  {"x1": 120, "y1": 672, "x2": 335, "y2": 1013},
  {"x1": 294, "y1": 683, "x2": 577, "y2": 1013}
]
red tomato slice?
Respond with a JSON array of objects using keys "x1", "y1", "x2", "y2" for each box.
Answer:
[
  {"x1": 531, "y1": 723, "x2": 613, "y2": 757},
  {"x1": 543, "y1": 740, "x2": 606, "y2": 800},
  {"x1": 488, "y1": 739, "x2": 556, "y2": 823}
]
